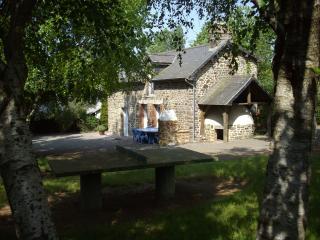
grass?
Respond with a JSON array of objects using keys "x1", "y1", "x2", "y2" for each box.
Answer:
[{"x1": 1, "y1": 155, "x2": 320, "y2": 240}]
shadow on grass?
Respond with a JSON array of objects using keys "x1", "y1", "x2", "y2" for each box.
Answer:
[
  {"x1": 307, "y1": 155, "x2": 320, "y2": 240},
  {"x1": 59, "y1": 156, "x2": 268, "y2": 240},
  {"x1": 1, "y1": 155, "x2": 319, "y2": 240}
]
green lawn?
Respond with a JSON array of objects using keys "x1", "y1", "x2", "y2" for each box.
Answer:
[{"x1": 1, "y1": 155, "x2": 320, "y2": 240}]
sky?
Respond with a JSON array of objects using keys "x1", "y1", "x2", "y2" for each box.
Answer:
[
  {"x1": 183, "y1": 10, "x2": 206, "y2": 47},
  {"x1": 150, "y1": 7, "x2": 206, "y2": 48}
]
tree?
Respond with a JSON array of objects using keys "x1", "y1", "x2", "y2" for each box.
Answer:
[
  {"x1": 147, "y1": 26, "x2": 185, "y2": 53},
  {"x1": 150, "y1": 0, "x2": 319, "y2": 239},
  {"x1": 191, "y1": 24, "x2": 210, "y2": 47},
  {"x1": 191, "y1": 7, "x2": 275, "y2": 94},
  {"x1": 24, "y1": 0, "x2": 150, "y2": 118},
  {"x1": 0, "y1": 0, "x2": 150, "y2": 239}
]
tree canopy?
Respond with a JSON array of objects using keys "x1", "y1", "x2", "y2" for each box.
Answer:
[
  {"x1": 191, "y1": 6, "x2": 275, "y2": 93},
  {"x1": 0, "y1": 0, "x2": 152, "y2": 238},
  {"x1": 147, "y1": 26, "x2": 185, "y2": 53},
  {"x1": 1, "y1": 0, "x2": 151, "y2": 115}
]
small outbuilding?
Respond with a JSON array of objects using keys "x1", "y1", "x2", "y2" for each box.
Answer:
[{"x1": 199, "y1": 75, "x2": 271, "y2": 142}]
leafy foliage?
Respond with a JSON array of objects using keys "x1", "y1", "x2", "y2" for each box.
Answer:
[
  {"x1": 96, "y1": 124, "x2": 107, "y2": 132},
  {"x1": 31, "y1": 101, "x2": 99, "y2": 133},
  {"x1": 21, "y1": 0, "x2": 152, "y2": 114},
  {"x1": 147, "y1": 26, "x2": 186, "y2": 53},
  {"x1": 191, "y1": 7, "x2": 275, "y2": 94},
  {"x1": 149, "y1": 1, "x2": 272, "y2": 63},
  {"x1": 191, "y1": 24, "x2": 210, "y2": 47},
  {"x1": 79, "y1": 115, "x2": 99, "y2": 132},
  {"x1": 99, "y1": 100, "x2": 108, "y2": 128}
]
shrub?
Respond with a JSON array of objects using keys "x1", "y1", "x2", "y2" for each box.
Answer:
[
  {"x1": 79, "y1": 115, "x2": 99, "y2": 132},
  {"x1": 96, "y1": 124, "x2": 107, "y2": 132},
  {"x1": 99, "y1": 100, "x2": 108, "y2": 128},
  {"x1": 31, "y1": 100, "x2": 101, "y2": 133}
]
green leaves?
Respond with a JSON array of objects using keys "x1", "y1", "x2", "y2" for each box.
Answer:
[
  {"x1": 147, "y1": 26, "x2": 186, "y2": 53},
  {"x1": 312, "y1": 67, "x2": 320, "y2": 76},
  {"x1": 22, "y1": 0, "x2": 151, "y2": 112},
  {"x1": 190, "y1": 5, "x2": 275, "y2": 94}
]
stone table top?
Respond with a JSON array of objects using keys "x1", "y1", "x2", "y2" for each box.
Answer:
[
  {"x1": 48, "y1": 145, "x2": 215, "y2": 177},
  {"x1": 116, "y1": 145, "x2": 214, "y2": 166}
]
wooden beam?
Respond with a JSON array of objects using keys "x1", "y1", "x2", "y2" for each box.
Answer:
[
  {"x1": 199, "y1": 109, "x2": 206, "y2": 136},
  {"x1": 267, "y1": 108, "x2": 272, "y2": 140},
  {"x1": 247, "y1": 86, "x2": 252, "y2": 104},
  {"x1": 223, "y1": 109, "x2": 229, "y2": 142},
  {"x1": 235, "y1": 102, "x2": 266, "y2": 106}
]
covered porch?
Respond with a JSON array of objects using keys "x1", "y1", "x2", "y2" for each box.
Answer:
[{"x1": 198, "y1": 75, "x2": 272, "y2": 142}]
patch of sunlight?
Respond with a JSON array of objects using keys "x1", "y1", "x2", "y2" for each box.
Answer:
[
  {"x1": 129, "y1": 220, "x2": 146, "y2": 234},
  {"x1": 144, "y1": 222, "x2": 165, "y2": 235},
  {"x1": 209, "y1": 203, "x2": 248, "y2": 224},
  {"x1": 43, "y1": 177, "x2": 80, "y2": 193},
  {"x1": 0, "y1": 183, "x2": 8, "y2": 207},
  {"x1": 212, "y1": 168, "x2": 228, "y2": 178},
  {"x1": 231, "y1": 230, "x2": 249, "y2": 240},
  {"x1": 307, "y1": 231, "x2": 319, "y2": 240},
  {"x1": 129, "y1": 219, "x2": 165, "y2": 236},
  {"x1": 37, "y1": 157, "x2": 51, "y2": 172}
]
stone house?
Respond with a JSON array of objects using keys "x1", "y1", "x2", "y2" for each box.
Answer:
[{"x1": 108, "y1": 38, "x2": 271, "y2": 143}]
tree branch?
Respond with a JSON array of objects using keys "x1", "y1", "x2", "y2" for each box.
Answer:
[
  {"x1": 250, "y1": 0, "x2": 277, "y2": 31},
  {"x1": 0, "y1": 58, "x2": 9, "y2": 117},
  {"x1": 4, "y1": 0, "x2": 37, "y2": 61},
  {"x1": 0, "y1": 59, "x2": 5, "y2": 74},
  {"x1": 0, "y1": 0, "x2": 8, "y2": 14}
]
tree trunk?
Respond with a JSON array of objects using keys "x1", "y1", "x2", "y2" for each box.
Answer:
[
  {"x1": 0, "y1": 0, "x2": 58, "y2": 239},
  {"x1": 257, "y1": 1, "x2": 320, "y2": 239}
]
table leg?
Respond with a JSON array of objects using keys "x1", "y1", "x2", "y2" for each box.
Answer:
[
  {"x1": 155, "y1": 166, "x2": 175, "y2": 199},
  {"x1": 80, "y1": 173, "x2": 102, "y2": 210},
  {"x1": 147, "y1": 132, "x2": 152, "y2": 144}
]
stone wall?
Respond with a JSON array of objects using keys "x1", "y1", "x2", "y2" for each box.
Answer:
[
  {"x1": 108, "y1": 81, "x2": 193, "y2": 139},
  {"x1": 107, "y1": 86, "x2": 144, "y2": 135},
  {"x1": 154, "y1": 81, "x2": 193, "y2": 140},
  {"x1": 176, "y1": 129, "x2": 190, "y2": 144},
  {"x1": 192, "y1": 48, "x2": 257, "y2": 141},
  {"x1": 229, "y1": 124, "x2": 254, "y2": 141},
  {"x1": 204, "y1": 124, "x2": 218, "y2": 142},
  {"x1": 158, "y1": 120, "x2": 177, "y2": 146},
  {"x1": 108, "y1": 91, "x2": 125, "y2": 135},
  {"x1": 158, "y1": 121, "x2": 190, "y2": 145}
]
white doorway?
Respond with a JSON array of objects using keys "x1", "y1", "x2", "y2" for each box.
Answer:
[
  {"x1": 143, "y1": 105, "x2": 148, "y2": 128},
  {"x1": 122, "y1": 108, "x2": 129, "y2": 137},
  {"x1": 155, "y1": 105, "x2": 160, "y2": 128}
]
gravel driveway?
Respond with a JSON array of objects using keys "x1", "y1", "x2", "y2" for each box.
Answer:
[
  {"x1": 33, "y1": 132, "x2": 271, "y2": 160},
  {"x1": 32, "y1": 132, "x2": 134, "y2": 155}
]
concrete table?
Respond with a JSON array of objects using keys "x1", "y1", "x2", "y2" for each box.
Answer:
[
  {"x1": 48, "y1": 146, "x2": 214, "y2": 210},
  {"x1": 116, "y1": 145, "x2": 215, "y2": 199}
]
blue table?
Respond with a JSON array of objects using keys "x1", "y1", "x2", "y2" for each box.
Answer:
[{"x1": 137, "y1": 128, "x2": 159, "y2": 144}]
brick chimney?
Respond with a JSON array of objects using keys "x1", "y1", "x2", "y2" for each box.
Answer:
[{"x1": 209, "y1": 23, "x2": 230, "y2": 50}]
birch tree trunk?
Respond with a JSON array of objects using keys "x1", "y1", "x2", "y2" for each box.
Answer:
[
  {"x1": 0, "y1": 0, "x2": 58, "y2": 239},
  {"x1": 257, "y1": 0, "x2": 320, "y2": 239}
]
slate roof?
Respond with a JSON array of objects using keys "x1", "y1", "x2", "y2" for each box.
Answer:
[
  {"x1": 149, "y1": 52, "x2": 176, "y2": 65},
  {"x1": 152, "y1": 40, "x2": 230, "y2": 81},
  {"x1": 199, "y1": 75, "x2": 259, "y2": 105}
]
